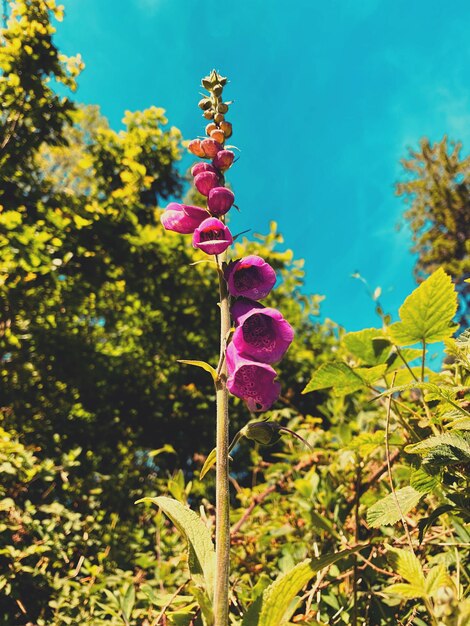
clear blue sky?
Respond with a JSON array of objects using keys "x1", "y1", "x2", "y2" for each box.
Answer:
[{"x1": 56, "y1": 0, "x2": 470, "y2": 332}]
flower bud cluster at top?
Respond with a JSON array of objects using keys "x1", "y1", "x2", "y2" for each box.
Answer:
[{"x1": 160, "y1": 70, "x2": 294, "y2": 412}]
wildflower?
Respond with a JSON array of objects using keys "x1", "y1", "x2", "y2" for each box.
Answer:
[
  {"x1": 193, "y1": 217, "x2": 233, "y2": 255},
  {"x1": 207, "y1": 187, "x2": 235, "y2": 216},
  {"x1": 160, "y1": 203, "x2": 208, "y2": 234},
  {"x1": 225, "y1": 255, "x2": 276, "y2": 300},
  {"x1": 226, "y1": 342, "x2": 280, "y2": 411},
  {"x1": 231, "y1": 303, "x2": 294, "y2": 364}
]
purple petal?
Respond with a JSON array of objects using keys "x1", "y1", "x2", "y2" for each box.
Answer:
[
  {"x1": 232, "y1": 306, "x2": 294, "y2": 363},
  {"x1": 193, "y1": 217, "x2": 233, "y2": 255},
  {"x1": 225, "y1": 255, "x2": 276, "y2": 300},
  {"x1": 161, "y1": 203, "x2": 207, "y2": 234},
  {"x1": 231, "y1": 298, "x2": 264, "y2": 325},
  {"x1": 226, "y1": 343, "x2": 280, "y2": 412}
]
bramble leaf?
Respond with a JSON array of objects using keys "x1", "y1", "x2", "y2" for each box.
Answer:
[
  {"x1": 389, "y1": 268, "x2": 458, "y2": 345},
  {"x1": 387, "y1": 546, "x2": 425, "y2": 586},
  {"x1": 367, "y1": 487, "x2": 422, "y2": 527},
  {"x1": 302, "y1": 362, "x2": 386, "y2": 396},
  {"x1": 342, "y1": 328, "x2": 391, "y2": 365}
]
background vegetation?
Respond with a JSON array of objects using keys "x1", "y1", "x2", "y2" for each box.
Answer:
[{"x1": 1, "y1": 2, "x2": 469, "y2": 625}]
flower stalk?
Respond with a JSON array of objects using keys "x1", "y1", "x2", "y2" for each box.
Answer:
[
  {"x1": 160, "y1": 69, "x2": 295, "y2": 624},
  {"x1": 214, "y1": 255, "x2": 231, "y2": 626}
]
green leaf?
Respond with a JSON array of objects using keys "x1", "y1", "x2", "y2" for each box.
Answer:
[
  {"x1": 177, "y1": 360, "x2": 218, "y2": 381},
  {"x1": 120, "y1": 583, "x2": 136, "y2": 621},
  {"x1": 199, "y1": 448, "x2": 217, "y2": 480},
  {"x1": 367, "y1": 487, "x2": 422, "y2": 528},
  {"x1": 302, "y1": 362, "x2": 386, "y2": 396},
  {"x1": 384, "y1": 583, "x2": 425, "y2": 599},
  {"x1": 387, "y1": 547, "x2": 425, "y2": 587},
  {"x1": 406, "y1": 432, "x2": 470, "y2": 456},
  {"x1": 342, "y1": 328, "x2": 391, "y2": 365},
  {"x1": 410, "y1": 468, "x2": 439, "y2": 494},
  {"x1": 136, "y1": 496, "x2": 215, "y2": 599},
  {"x1": 425, "y1": 565, "x2": 452, "y2": 597},
  {"x1": 243, "y1": 548, "x2": 364, "y2": 626},
  {"x1": 389, "y1": 268, "x2": 458, "y2": 345}
]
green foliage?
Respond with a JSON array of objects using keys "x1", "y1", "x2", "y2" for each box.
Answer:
[
  {"x1": 1, "y1": 3, "x2": 470, "y2": 626},
  {"x1": 137, "y1": 497, "x2": 215, "y2": 601},
  {"x1": 397, "y1": 137, "x2": 470, "y2": 326},
  {"x1": 389, "y1": 267, "x2": 458, "y2": 345}
]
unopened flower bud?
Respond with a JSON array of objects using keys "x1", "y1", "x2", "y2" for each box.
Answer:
[
  {"x1": 220, "y1": 120, "x2": 232, "y2": 138},
  {"x1": 203, "y1": 110, "x2": 215, "y2": 120},
  {"x1": 201, "y1": 78, "x2": 213, "y2": 90},
  {"x1": 208, "y1": 187, "x2": 235, "y2": 216},
  {"x1": 217, "y1": 102, "x2": 229, "y2": 114},
  {"x1": 205, "y1": 122, "x2": 217, "y2": 135},
  {"x1": 213, "y1": 150, "x2": 234, "y2": 171},
  {"x1": 191, "y1": 162, "x2": 217, "y2": 177},
  {"x1": 198, "y1": 97, "x2": 212, "y2": 111},
  {"x1": 194, "y1": 171, "x2": 219, "y2": 196},
  {"x1": 212, "y1": 84, "x2": 223, "y2": 97},
  {"x1": 188, "y1": 139, "x2": 205, "y2": 158},
  {"x1": 243, "y1": 421, "x2": 281, "y2": 446},
  {"x1": 214, "y1": 112, "x2": 225, "y2": 124},
  {"x1": 210, "y1": 129, "x2": 225, "y2": 144},
  {"x1": 201, "y1": 138, "x2": 222, "y2": 158}
]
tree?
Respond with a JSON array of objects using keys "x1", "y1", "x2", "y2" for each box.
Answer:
[{"x1": 396, "y1": 136, "x2": 470, "y2": 326}]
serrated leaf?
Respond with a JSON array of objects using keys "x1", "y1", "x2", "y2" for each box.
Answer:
[
  {"x1": 342, "y1": 328, "x2": 391, "y2": 365},
  {"x1": 384, "y1": 583, "x2": 425, "y2": 599},
  {"x1": 346, "y1": 431, "x2": 385, "y2": 457},
  {"x1": 357, "y1": 364, "x2": 388, "y2": 385},
  {"x1": 244, "y1": 548, "x2": 363, "y2": 626},
  {"x1": 136, "y1": 496, "x2": 215, "y2": 599},
  {"x1": 389, "y1": 268, "x2": 458, "y2": 345},
  {"x1": 405, "y1": 432, "x2": 470, "y2": 458},
  {"x1": 387, "y1": 547, "x2": 425, "y2": 587},
  {"x1": 410, "y1": 468, "x2": 439, "y2": 494},
  {"x1": 302, "y1": 362, "x2": 386, "y2": 396},
  {"x1": 425, "y1": 565, "x2": 452, "y2": 597},
  {"x1": 367, "y1": 487, "x2": 422, "y2": 528},
  {"x1": 200, "y1": 448, "x2": 216, "y2": 480},
  {"x1": 177, "y1": 360, "x2": 217, "y2": 381},
  {"x1": 302, "y1": 362, "x2": 365, "y2": 395}
]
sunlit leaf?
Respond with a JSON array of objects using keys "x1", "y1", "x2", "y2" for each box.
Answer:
[
  {"x1": 135, "y1": 496, "x2": 215, "y2": 600},
  {"x1": 367, "y1": 487, "x2": 422, "y2": 528},
  {"x1": 389, "y1": 268, "x2": 458, "y2": 345}
]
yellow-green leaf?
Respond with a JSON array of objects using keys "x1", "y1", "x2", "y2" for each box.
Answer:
[
  {"x1": 135, "y1": 496, "x2": 215, "y2": 599},
  {"x1": 178, "y1": 360, "x2": 217, "y2": 382},
  {"x1": 367, "y1": 487, "x2": 422, "y2": 528},
  {"x1": 389, "y1": 268, "x2": 458, "y2": 345}
]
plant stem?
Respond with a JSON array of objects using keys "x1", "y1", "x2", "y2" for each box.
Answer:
[{"x1": 214, "y1": 257, "x2": 231, "y2": 626}]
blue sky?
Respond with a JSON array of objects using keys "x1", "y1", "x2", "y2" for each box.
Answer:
[{"x1": 56, "y1": 0, "x2": 470, "y2": 332}]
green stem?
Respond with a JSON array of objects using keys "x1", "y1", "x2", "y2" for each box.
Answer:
[{"x1": 214, "y1": 258, "x2": 231, "y2": 626}]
